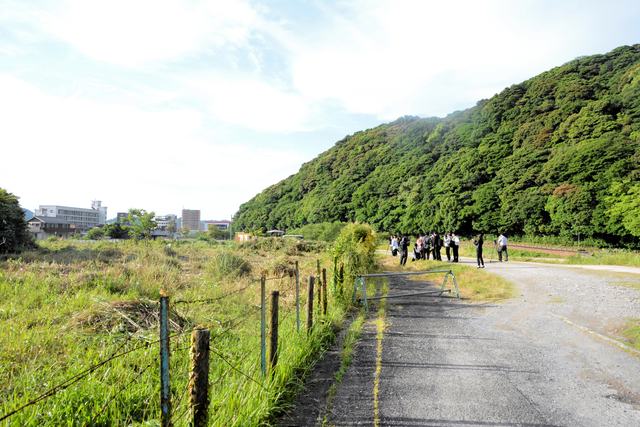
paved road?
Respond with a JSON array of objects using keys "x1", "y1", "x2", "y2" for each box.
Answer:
[{"x1": 325, "y1": 260, "x2": 640, "y2": 427}]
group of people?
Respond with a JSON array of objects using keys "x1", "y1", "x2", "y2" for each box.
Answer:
[
  {"x1": 390, "y1": 232, "x2": 460, "y2": 266},
  {"x1": 391, "y1": 232, "x2": 509, "y2": 268}
]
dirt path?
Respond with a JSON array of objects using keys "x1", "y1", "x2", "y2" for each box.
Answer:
[{"x1": 282, "y1": 259, "x2": 640, "y2": 426}]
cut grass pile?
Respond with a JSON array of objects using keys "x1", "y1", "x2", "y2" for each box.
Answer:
[
  {"x1": 0, "y1": 238, "x2": 351, "y2": 426},
  {"x1": 378, "y1": 256, "x2": 515, "y2": 302}
]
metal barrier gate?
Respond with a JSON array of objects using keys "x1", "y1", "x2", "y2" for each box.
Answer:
[{"x1": 353, "y1": 270, "x2": 460, "y2": 311}]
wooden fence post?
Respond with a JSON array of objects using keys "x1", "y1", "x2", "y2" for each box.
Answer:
[
  {"x1": 269, "y1": 291, "x2": 279, "y2": 375},
  {"x1": 261, "y1": 277, "x2": 266, "y2": 377},
  {"x1": 295, "y1": 261, "x2": 300, "y2": 332},
  {"x1": 159, "y1": 296, "x2": 171, "y2": 427},
  {"x1": 316, "y1": 260, "x2": 321, "y2": 314},
  {"x1": 322, "y1": 268, "x2": 327, "y2": 316},
  {"x1": 306, "y1": 276, "x2": 314, "y2": 335},
  {"x1": 189, "y1": 329, "x2": 210, "y2": 427},
  {"x1": 338, "y1": 262, "x2": 344, "y2": 298}
]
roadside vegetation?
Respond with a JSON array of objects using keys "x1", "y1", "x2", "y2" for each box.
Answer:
[
  {"x1": 621, "y1": 319, "x2": 640, "y2": 352},
  {"x1": 0, "y1": 224, "x2": 378, "y2": 426}
]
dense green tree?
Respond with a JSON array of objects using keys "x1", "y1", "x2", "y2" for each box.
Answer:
[
  {"x1": 606, "y1": 181, "x2": 640, "y2": 237},
  {"x1": 86, "y1": 228, "x2": 105, "y2": 240},
  {"x1": 207, "y1": 224, "x2": 229, "y2": 240},
  {"x1": 233, "y1": 45, "x2": 640, "y2": 247},
  {"x1": 102, "y1": 222, "x2": 128, "y2": 239},
  {"x1": 0, "y1": 188, "x2": 33, "y2": 253},
  {"x1": 125, "y1": 209, "x2": 157, "y2": 240}
]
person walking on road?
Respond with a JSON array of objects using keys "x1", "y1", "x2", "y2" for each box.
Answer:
[
  {"x1": 452, "y1": 233, "x2": 460, "y2": 262},
  {"x1": 472, "y1": 234, "x2": 485, "y2": 268},
  {"x1": 498, "y1": 232, "x2": 508, "y2": 262}
]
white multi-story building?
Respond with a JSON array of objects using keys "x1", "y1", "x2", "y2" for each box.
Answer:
[
  {"x1": 35, "y1": 200, "x2": 108, "y2": 228},
  {"x1": 156, "y1": 214, "x2": 178, "y2": 230},
  {"x1": 204, "y1": 220, "x2": 231, "y2": 230}
]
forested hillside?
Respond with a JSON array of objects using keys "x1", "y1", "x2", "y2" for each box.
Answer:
[{"x1": 235, "y1": 45, "x2": 640, "y2": 246}]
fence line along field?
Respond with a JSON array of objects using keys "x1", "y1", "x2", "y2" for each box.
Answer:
[{"x1": 0, "y1": 237, "x2": 356, "y2": 426}]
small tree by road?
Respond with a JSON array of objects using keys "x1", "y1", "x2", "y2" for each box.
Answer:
[{"x1": 125, "y1": 209, "x2": 157, "y2": 240}]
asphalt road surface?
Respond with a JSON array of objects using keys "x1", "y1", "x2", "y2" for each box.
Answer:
[{"x1": 322, "y1": 259, "x2": 640, "y2": 427}]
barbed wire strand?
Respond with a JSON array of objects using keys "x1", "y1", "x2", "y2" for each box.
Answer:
[
  {"x1": 174, "y1": 281, "x2": 255, "y2": 305},
  {"x1": 83, "y1": 357, "x2": 157, "y2": 427},
  {"x1": 0, "y1": 338, "x2": 155, "y2": 423},
  {"x1": 170, "y1": 369, "x2": 195, "y2": 425},
  {"x1": 209, "y1": 346, "x2": 266, "y2": 391}
]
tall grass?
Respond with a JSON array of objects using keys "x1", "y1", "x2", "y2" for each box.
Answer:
[
  {"x1": 0, "y1": 238, "x2": 351, "y2": 426},
  {"x1": 563, "y1": 249, "x2": 640, "y2": 267}
]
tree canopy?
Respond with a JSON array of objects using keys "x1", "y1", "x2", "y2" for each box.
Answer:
[
  {"x1": 233, "y1": 45, "x2": 640, "y2": 247},
  {"x1": 0, "y1": 188, "x2": 34, "y2": 253},
  {"x1": 125, "y1": 209, "x2": 157, "y2": 240}
]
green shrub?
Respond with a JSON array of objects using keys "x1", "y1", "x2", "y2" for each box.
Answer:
[{"x1": 208, "y1": 249, "x2": 252, "y2": 279}]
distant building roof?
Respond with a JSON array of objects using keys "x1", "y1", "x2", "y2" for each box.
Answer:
[{"x1": 29, "y1": 216, "x2": 72, "y2": 224}]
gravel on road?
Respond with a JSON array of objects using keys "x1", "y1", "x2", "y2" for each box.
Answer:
[{"x1": 313, "y1": 259, "x2": 640, "y2": 426}]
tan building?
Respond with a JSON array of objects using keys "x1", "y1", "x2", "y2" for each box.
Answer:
[
  {"x1": 181, "y1": 209, "x2": 201, "y2": 231},
  {"x1": 235, "y1": 232, "x2": 251, "y2": 243},
  {"x1": 28, "y1": 216, "x2": 75, "y2": 240}
]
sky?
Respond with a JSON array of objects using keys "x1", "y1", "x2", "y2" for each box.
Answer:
[{"x1": 2, "y1": 0, "x2": 640, "y2": 222}]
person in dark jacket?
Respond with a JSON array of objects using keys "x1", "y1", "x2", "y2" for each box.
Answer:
[
  {"x1": 433, "y1": 232, "x2": 442, "y2": 261},
  {"x1": 472, "y1": 234, "x2": 485, "y2": 268},
  {"x1": 422, "y1": 233, "x2": 431, "y2": 260},
  {"x1": 399, "y1": 235, "x2": 410, "y2": 266}
]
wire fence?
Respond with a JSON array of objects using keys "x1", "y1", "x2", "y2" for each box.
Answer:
[{"x1": 1, "y1": 261, "x2": 341, "y2": 426}]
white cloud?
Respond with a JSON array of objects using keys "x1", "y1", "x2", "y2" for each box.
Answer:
[
  {"x1": 187, "y1": 76, "x2": 311, "y2": 132},
  {"x1": 0, "y1": 74, "x2": 305, "y2": 218},
  {"x1": 32, "y1": 0, "x2": 259, "y2": 66},
  {"x1": 289, "y1": 0, "x2": 620, "y2": 119}
]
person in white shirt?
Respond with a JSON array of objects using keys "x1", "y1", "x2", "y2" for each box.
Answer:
[
  {"x1": 444, "y1": 233, "x2": 452, "y2": 261},
  {"x1": 451, "y1": 233, "x2": 460, "y2": 262},
  {"x1": 497, "y1": 232, "x2": 508, "y2": 262},
  {"x1": 391, "y1": 235, "x2": 399, "y2": 257}
]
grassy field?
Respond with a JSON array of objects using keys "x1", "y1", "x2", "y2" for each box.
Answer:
[
  {"x1": 456, "y1": 242, "x2": 564, "y2": 262},
  {"x1": 562, "y1": 250, "x2": 640, "y2": 268},
  {"x1": 0, "y1": 238, "x2": 355, "y2": 426}
]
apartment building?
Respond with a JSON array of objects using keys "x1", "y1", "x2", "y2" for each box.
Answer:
[
  {"x1": 181, "y1": 209, "x2": 201, "y2": 231},
  {"x1": 156, "y1": 214, "x2": 178, "y2": 230},
  {"x1": 35, "y1": 200, "x2": 108, "y2": 228}
]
